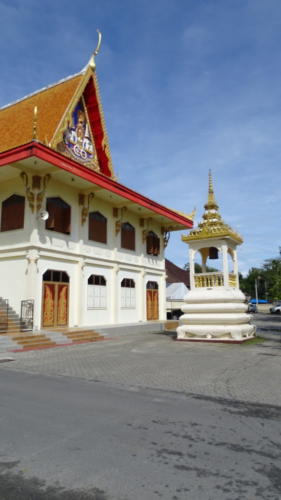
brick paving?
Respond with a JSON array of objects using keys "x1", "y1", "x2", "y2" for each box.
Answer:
[{"x1": 1, "y1": 317, "x2": 280, "y2": 407}]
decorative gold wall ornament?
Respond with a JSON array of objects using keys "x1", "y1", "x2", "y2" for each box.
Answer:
[
  {"x1": 114, "y1": 206, "x2": 128, "y2": 235},
  {"x1": 21, "y1": 172, "x2": 35, "y2": 212},
  {"x1": 36, "y1": 174, "x2": 51, "y2": 213},
  {"x1": 142, "y1": 229, "x2": 148, "y2": 243},
  {"x1": 79, "y1": 192, "x2": 94, "y2": 225},
  {"x1": 20, "y1": 172, "x2": 51, "y2": 213},
  {"x1": 115, "y1": 219, "x2": 121, "y2": 235}
]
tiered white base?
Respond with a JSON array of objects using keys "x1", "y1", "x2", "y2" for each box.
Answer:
[{"x1": 177, "y1": 288, "x2": 256, "y2": 342}]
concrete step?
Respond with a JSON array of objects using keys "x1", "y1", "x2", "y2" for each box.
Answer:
[
  {"x1": 15, "y1": 340, "x2": 57, "y2": 347},
  {"x1": 11, "y1": 334, "x2": 57, "y2": 349},
  {"x1": 12, "y1": 334, "x2": 48, "y2": 341},
  {"x1": 62, "y1": 330, "x2": 104, "y2": 342},
  {"x1": 2, "y1": 328, "x2": 23, "y2": 335}
]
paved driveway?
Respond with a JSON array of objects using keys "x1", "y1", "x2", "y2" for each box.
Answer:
[
  {"x1": 1, "y1": 322, "x2": 281, "y2": 406},
  {"x1": 0, "y1": 318, "x2": 280, "y2": 500}
]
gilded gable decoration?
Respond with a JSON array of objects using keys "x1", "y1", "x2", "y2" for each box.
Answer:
[
  {"x1": 0, "y1": 32, "x2": 116, "y2": 179},
  {"x1": 57, "y1": 98, "x2": 99, "y2": 170}
]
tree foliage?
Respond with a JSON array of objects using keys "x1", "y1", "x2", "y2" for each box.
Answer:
[
  {"x1": 240, "y1": 254, "x2": 281, "y2": 301},
  {"x1": 184, "y1": 262, "x2": 218, "y2": 273}
]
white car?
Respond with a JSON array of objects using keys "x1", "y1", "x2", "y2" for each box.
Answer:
[{"x1": 270, "y1": 304, "x2": 281, "y2": 314}]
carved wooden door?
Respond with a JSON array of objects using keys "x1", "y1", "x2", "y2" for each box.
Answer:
[
  {"x1": 42, "y1": 282, "x2": 68, "y2": 328},
  {"x1": 146, "y1": 289, "x2": 159, "y2": 320}
]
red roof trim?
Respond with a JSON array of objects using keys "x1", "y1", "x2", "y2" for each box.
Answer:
[{"x1": 0, "y1": 142, "x2": 193, "y2": 228}]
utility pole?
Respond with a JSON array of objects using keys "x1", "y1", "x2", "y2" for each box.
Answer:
[{"x1": 255, "y1": 276, "x2": 261, "y2": 312}]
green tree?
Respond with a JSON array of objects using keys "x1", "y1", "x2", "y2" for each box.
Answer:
[
  {"x1": 262, "y1": 258, "x2": 281, "y2": 300},
  {"x1": 240, "y1": 254, "x2": 281, "y2": 301},
  {"x1": 184, "y1": 262, "x2": 218, "y2": 273}
]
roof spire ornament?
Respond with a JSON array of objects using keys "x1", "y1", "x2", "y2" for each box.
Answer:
[
  {"x1": 89, "y1": 29, "x2": 102, "y2": 71},
  {"x1": 182, "y1": 171, "x2": 243, "y2": 244},
  {"x1": 32, "y1": 105, "x2": 38, "y2": 140},
  {"x1": 205, "y1": 169, "x2": 218, "y2": 211}
]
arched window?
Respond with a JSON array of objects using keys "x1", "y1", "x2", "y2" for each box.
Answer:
[
  {"x1": 87, "y1": 274, "x2": 107, "y2": 309},
  {"x1": 121, "y1": 278, "x2": 136, "y2": 308},
  {"x1": 146, "y1": 231, "x2": 160, "y2": 256},
  {"x1": 43, "y1": 270, "x2": 69, "y2": 282},
  {"x1": 45, "y1": 197, "x2": 71, "y2": 235},
  {"x1": 88, "y1": 275, "x2": 106, "y2": 286},
  {"x1": 121, "y1": 222, "x2": 135, "y2": 251},
  {"x1": 88, "y1": 211, "x2": 107, "y2": 243},
  {"x1": 1, "y1": 194, "x2": 25, "y2": 232},
  {"x1": 146, "y1": 281, "x2": 158, "y2": 289}
]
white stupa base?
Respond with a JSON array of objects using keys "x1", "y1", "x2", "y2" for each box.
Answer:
[
  {"x1": 177, "y1": 323, "x2": 256, "y2": 342},
  {"x1": 176, "y1": 287, "x2": 256, "y2": 342}
]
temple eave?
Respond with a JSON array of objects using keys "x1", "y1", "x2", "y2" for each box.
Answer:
[{"x1": 182, "y1": 232, "x2": 243, "y2": 244}]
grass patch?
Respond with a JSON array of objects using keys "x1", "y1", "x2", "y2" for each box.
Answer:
[{"x1": 242, "y1": 336, "x2": 265, "y2": 345}]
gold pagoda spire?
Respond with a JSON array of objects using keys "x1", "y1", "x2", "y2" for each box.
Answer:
[
  {"x1": 182, "y1": 171, "x2": 243, "y2": 244},
  {"x1": 204, "y1": 169, "x2": 218, "y2": 211}
]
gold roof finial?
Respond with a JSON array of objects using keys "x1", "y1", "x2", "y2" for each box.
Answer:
[
  {"x1": 89, "y1": 29, "x2": 102, "y2": 71},
  {"x1": 208, "y1": 169, "x2": 213, "y2": 195},
  {"x1": 182, "y1": 171, "x2": 243, "y2": 244},
  {"x1": 204, "y1": 169, "x2": 218, "y2": 210},
  {"x1": 32, "y1": 105, "x2": 38, "y2": 140}
]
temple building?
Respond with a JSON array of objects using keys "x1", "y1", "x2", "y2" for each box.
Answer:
[{"x1": 0, "y1": 42, "x2": 193, "y2": 334}]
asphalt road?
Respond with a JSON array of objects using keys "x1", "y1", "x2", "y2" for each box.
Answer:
[{"x1": 1, "y1": 367, "x2": 281, "y2": 500}]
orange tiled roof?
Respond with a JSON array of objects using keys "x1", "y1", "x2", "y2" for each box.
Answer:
[{"x1": 0, "y1": 74, "x2": 83, "y2": 153}]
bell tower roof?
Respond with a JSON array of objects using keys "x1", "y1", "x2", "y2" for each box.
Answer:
[{"x1": 182, "y1": 170, "x2": 243, "y2": 245}]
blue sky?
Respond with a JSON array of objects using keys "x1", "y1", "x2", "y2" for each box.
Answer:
[{"x1": 1, "y1": 0, "x2": 281, "y2": 274}]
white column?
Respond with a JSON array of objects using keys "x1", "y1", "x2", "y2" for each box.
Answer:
[
  {"x1": 112, "y1": 264, "x2": 119, "y2": 324},
  {"x1": 222, "y1": 244, "x2": 229, "y2": 287},
  {"x1": 26, "y1": 249, "x2": 40, "y2": 329},
  {"x1": 158, "y1": 272, "x2": 166, "y2": 320},
  {"x1": 140, "y1": 270, "x2": 146, "y2": 321},
  {"x1": 189, "y1": 248, "x2": 195, "y2": 290},
  {"x1": 76, "y1": 258, "x2": 85, "y2": 327},
  {"x1": 233, "y1": 248, "x2": 239, "y2": 288}
]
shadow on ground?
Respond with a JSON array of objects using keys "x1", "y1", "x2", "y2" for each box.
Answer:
[{"x1": 0, "y1": 461, "x2": 110, "y2": 500}]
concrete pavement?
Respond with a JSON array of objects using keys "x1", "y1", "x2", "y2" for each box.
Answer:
[
  {"x1": 0, "y1": 368, "x2": 281, "y2": 500},
  {"x1": 0, "y1": 313, "x2": 281, "y2": 499}
]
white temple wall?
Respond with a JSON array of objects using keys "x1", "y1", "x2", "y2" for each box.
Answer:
[
  {"x1": 0, "y1": 256, "x2": 27, "y2": 314},
  {"x1": 0, "y1": 177, "x2": 167, "y2": 328},
  {"x1": 117, "y1": 268, "x2": 141, "y2": 323},
  {"x1": 83, "y1": 264, "x2": 113, "y2": 326}
]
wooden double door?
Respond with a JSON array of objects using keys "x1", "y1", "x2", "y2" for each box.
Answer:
[
  {"x1": 42, "y1": 270, "x2": 69, "y2": 328},
  {"x1": 146, "y1": 281, "x2": 159, "y2": 320}
]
